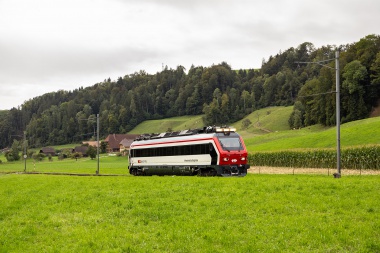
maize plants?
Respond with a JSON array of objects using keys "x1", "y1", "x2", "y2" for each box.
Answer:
[{"x1": 248, "y1": 146, "x2": 380, "y2": 170}]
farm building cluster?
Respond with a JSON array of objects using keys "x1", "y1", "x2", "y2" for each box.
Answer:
[{"x1": 39, "y1": 134, "x2": 139, "y2": 157}]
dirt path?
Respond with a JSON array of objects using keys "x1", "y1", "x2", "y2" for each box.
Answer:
[{"x1": 248, "y1": 166, "x2": 380, "y2": 175}]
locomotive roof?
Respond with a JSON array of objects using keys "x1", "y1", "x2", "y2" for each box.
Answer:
[{"x1": 134, "y1": 126, "x2": 237, "y2": 142}]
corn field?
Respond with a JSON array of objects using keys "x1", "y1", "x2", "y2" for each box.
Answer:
[{"x1": 248, "y1": 146, "x2": 380, "y2": 170}]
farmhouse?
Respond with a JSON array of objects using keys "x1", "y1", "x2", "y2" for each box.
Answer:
[
  {"x1": 82, "y1": 141, "x2": 98, "y2": 148},
  {"x1": 119, "y1": 138, "x2": 134, "y2": 156},
  {"x1": 40, "y1": 147, "x2": 55, "y2": 156},
  {"x1": 74, "y1": 146, "x2": 88, "y2": 156},
  {"x1": 104, "y1": 134, "x2": 139, "y2": 153}
]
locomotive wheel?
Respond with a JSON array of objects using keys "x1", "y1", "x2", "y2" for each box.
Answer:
[{"x1": 198, "y1": 168, "x2": 217, "y2": 177}]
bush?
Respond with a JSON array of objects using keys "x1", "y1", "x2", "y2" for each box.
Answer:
[
  {"x1": 4, "y1": 151, "x2": 15, "y2": 162},
  {"x1": 28, "y1": 150, "x2": 35, "y2": 158},
  {"x1": 72, "y1": 152, "x2": 82, "y2": 160},
  {"x1": 86, "y1": 146, "x2": 97, "y2": 159},
  {"x1": 61, "y1": 149, "x2": 73, "y2": 158},
  {"x1": 241, "y1": 119, "x2": 252, "y2": 129},
  {"x1": 33, "y1": 153, "x2": 46, "y2": 162}
]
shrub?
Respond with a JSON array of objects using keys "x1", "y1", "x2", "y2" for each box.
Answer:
[
  {"x1": 28, "y1": 150, "x2": 35, "y2": 158},
  {"x1": 241, "y1": 119, "x2": 252, "y2": 129},
  {"x1": 4, "y1": 151, "x2": 15, "y2": 162},
  {"x1": 33, "y1": 153, "x2": 46, "y2": 162},
  {"x1": 72, "y1": 152, "x2": 82, "y2": 160},
  {"x1": 86, "y1": 146, "x2": 97, "y2": 159}
]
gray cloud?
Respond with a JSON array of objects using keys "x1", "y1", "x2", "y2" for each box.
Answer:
[{"x1": 1, "y1": 0, "x2": 380, "y2": 109}]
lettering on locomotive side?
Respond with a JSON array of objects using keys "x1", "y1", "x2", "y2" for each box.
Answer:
[{"x1": 184, "y1": 159, "x2": 198, "y2": 162}]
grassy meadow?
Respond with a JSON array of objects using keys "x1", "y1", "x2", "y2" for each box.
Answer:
[
  {"x1": 1, "y1": 174, "x2": 379, "y2": 252},
  {"x1": 244, "y1": 116, "x2": 380, "y2": 152},
  {"x1": 1, "y1": 108, "x2": 380, "y2": 252},
  {"x1": 128, "y1": 115, "x2": 205, "y2": 134},
  {"x1": 0, "y1": 155, "x2": 129, "y2": 174}
]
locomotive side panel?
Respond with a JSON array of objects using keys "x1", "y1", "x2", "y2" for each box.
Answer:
[
  {"x1": 130, "y1": 154, "x2": 212, "y2": 167},
  {"x1": 128, "y1": 127, "x2": 249, "y2": 176}
]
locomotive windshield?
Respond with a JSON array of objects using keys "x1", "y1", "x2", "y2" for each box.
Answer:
[{"x1": 217, "y1": 136, "x2": 243, "y2": 151}]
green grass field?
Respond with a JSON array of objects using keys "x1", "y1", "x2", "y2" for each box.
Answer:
[
  {"x1": 0, "y1": 155, "x2": 129, "y2": 174},
  {"x1": 235, "y1": 106, "x2": 294, "y2": 134},
  {"x1": 128, "y1": 107, "x2": 293, "y2": 137},
  {"x1": 128, "y1": 115, "x2": 205, "y2": 134},
  {"x1": 1, "y1": 108, "x2": 379, "y2": 252},
  {"x1": 0, "y1": 174, "x2": 379, "y2": 252},
  {"x1": 244, "y1": 116, "x2": 380, "y2": 152}
]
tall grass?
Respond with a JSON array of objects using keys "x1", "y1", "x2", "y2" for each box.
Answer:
[
  {"x1": 249, "y1": 146, "x2": 380, "y2": 170},
  {"x1": 0, "y1": 174, "x2": 379, "y2": 252}
]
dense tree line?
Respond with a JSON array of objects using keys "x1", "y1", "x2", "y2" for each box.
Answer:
[{"x1": 0, "y1": 34, "x2": 379, "y2": 150}]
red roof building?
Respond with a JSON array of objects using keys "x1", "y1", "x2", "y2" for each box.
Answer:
[
  {"x1": 104, "y1": 134, "x2": 139, "y2": 153},
  {"x1": 40, "y1": 147, "x2": 56, "y2": 156}
]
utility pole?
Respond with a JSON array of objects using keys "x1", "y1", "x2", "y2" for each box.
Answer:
[
  {"x1": 296, "y1": 50, "x2": 341, "y2": 178},
  {"x1": 23, "y1": 131, "x2": 27, "y2": 172},
  {"x1": 77, "y1": 114, "x2": 100, "y2": 175},
  {"x1": 96, "y1": 114, "x2": 100, "y2": 175},
  {"x1": 335, "y1": 51, "x2": 341, "y2": 177}
]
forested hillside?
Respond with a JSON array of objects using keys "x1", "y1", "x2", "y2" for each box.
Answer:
[{"x1": 0, "y1": 34, "x2": 379, "y2": 149}]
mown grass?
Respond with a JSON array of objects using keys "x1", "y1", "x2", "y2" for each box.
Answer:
[
  {"x1": 128, "y1": 107, "x2": 293, "y2": 137},
  {"x1": 0, "y1": 156, "x2": 129, "y2": 174},
  {"x1": 0, "y1": 174, "x2": 379, "y2": 252},
  {"x1": 245, "y1": 116, "x2": 380, "y2": 152},
  {"x1": 128, "y1": 115, "x2": 204, "y2": 134},
  {"x1": 235, "y1": 106, "x2": 294, "y2": 134}
]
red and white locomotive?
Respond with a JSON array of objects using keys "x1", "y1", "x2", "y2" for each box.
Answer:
[{"x1": 128, "y1": 126, "x2": 249, "y2": 176}]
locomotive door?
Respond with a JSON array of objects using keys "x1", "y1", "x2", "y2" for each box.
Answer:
[{"x1": 209, "y1": 143, "x2": 217, "y2": 165}]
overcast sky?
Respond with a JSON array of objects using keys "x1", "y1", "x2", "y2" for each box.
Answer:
[{"x1": 1, "y1": 0, "x2": 379, "y2": 110}]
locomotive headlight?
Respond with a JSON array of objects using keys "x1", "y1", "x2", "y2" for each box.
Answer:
[
  {"x1": 241, "y1": 157, "x2": 246, "y2": 161},
  {"x1": 223, "y1": 157, "x2": 229, "y2": 161}
]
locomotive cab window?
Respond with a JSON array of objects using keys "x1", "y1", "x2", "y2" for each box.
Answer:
[{"x1": 217, "y1": 136, "x2": 243, "y2": 151}]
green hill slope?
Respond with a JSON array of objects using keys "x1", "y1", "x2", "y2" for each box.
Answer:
[
  {"x1": 234, "y1": 106, "x2": 293, "y2": 138},
  {"x1": 129, "y1": 106, "x2": 293, "y2": 135},
  {"x1": 128, "y1": 107, "x2": 380, "y2": 152},
  {"x1": 128, "y1": 115, "x2": 204, "y2": 134},
  {"x1": 244, "y1": 116, "x2": 380, "y2": 152}
]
